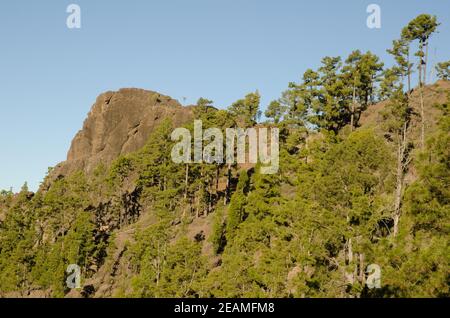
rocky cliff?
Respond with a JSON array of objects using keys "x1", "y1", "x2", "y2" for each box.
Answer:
[{"x1": 51, "y1": 88, "x2": 193, "y2": 178}]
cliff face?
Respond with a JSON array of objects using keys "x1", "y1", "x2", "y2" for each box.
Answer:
[{"x1": 51, "y1": 88, "x2": 193, "y2": 178}]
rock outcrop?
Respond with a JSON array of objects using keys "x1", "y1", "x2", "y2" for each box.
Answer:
[{"x1": 51, "y1": 88, "x2": 193, "y2": 178}]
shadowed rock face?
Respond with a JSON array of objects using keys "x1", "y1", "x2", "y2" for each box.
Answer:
[{"x1": 52, "y1": 88, "x2": 193, "y2": 178}]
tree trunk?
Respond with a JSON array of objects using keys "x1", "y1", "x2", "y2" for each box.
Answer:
[
  {"x1": 419, "y1": 63, "x2": 422, "y2": 86},
  {"x1": 393, "y1": 123, "x2": 408, "y2": 237},
  {"x1": 215, "y1": 165, "x2": 219, "y2": 192},
  {"x1": 61, "y1": 210, "x2": 65, "y2": 252},
  {"x1": 407, "y1": 52, "x2": 411, "y2": 93},
  {"x1": 393, "y1": 147, "x2": 403, "y2": 236},
  {"x1": 419, "y1": 85, "x2": 425, "y2": 150},
  {"x1": 424, "y1": 40, "x2": 429, "y2": 85},
  {"x1": 184, "y1": 164, "x2": 189, "y2": 199},
  {"x1": 351, "y1": 84, "x2": 356, "y2": 131},
  {"x1": 348, "y1": 238, "x2": 353, "y2": 264},
  {"x1": 207, "y1": 181, "x2": 212, "y2": 215},
  {"x1": 196, "y1": 188, "x2": 200, "y2": 218},
  {"x1": 359, "y1": 253, "x2": 365, "y2": 284},
  {"x1": 419, "y1": 42, "x2": 424, "y2": 86},
  {"x1": 224, "y1": 163, "x2": 231, "y2": 205},
  {"x1": 417, "y1": 42, "x2": 425, "y2": 150},
  {"x1": 345, "y1": 238, "x2": 355, "y2": 285}
]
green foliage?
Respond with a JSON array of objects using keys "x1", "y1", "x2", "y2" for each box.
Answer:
[
  {"x1": 265, "y1": 100, "x2": 287, "y2": 124},
  {"x1": 401, "y1": 14, "x2": 439, "y2": 85},
  {"x1": 0, "y1": 14, "x2": 448, "y2": 299},
  {"x1": 402, "y1": 14, "x2": 439, "y2": 44},
  {"x1": 283, "y1": 51, "x2": 382, "y2": 133},
  {"x1": 0, "y1": 184, "x2": 35, "y2": 294},
  {"x1": 228, "y1": 91, "x2": 261, "y2": 127},
  {"x1": 108, "y1": 156, "x2": 134, "y2": 185},
  {"x1": 386, "y1": 39, "x2": 411, "y2": 82},
  {"x1": 194, "y1": 97, "x2": 215, "y2": 119},
  {"x1": 436, "y1": 61, "x2": 450, "y2": 80},
  {"x1": 211, "y1": 205, "x2": 226, "y2": 254},
  {"x1": 404, "y1": 102, "x2": 450, "y2": 234},
  {"x1": 226, "y1": 170, "x2": 249, "y2": 238},
  {"x1": 129, "y1": 220, "x2": 207, "y2": 297}
]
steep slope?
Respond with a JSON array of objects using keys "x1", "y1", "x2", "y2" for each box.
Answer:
[
  {"x1": 82, "y1": 81, "x2": 449, "y2": 298},
  {"x1": 360, "y1": 80, "x2": 450, "y2": 139},
  {"x1": 1, "y1": 81, "x2": 448, "y2": 298}
]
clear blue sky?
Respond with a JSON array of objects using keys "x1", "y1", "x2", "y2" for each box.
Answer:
[{"x1": 1, "y1": 0, "x2": 449, "y2": 191}]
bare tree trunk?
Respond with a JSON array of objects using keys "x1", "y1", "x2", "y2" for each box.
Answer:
[
  {"x1": 348, "y1": 238, "x2": 353, "y2": 264},
  {"x1": 215, "y1": 165, "x2": 219, "y2": 192},
  {"x1": 207, "y1": 181, "x2": 212, "y2": 215},
  {"x1": 393, "y1": 149, "x2": 403, "y2": 236},
  {"x1": 61, "y1": 210, "x2": 65, "y2": 251},
  {"x1": 345, "y1": 238, "x2": 355, "y2": 285},
  {"x1": 419, "y1": 85, "x2": 425, "y2": 150},
  {"x1": 359, "y1": 253, "x2": 365, "y2": 284},
  {"x1": 407, "y1": 52, "x2": 411, "y2": 93},
  {"x1": 196, "y1": 188, "x2": 200, "y2": 218},
  {"x1": 417, "y1": 42, "x2": 425, "y2": 150},
  {"x1": 393, "y1": 123, "x2": 409, "y2": 237},
  {"x1": 353, "y1": 252, "x2": 358, "y2": 291},
  {"x1": 184, "y1": 164, "x2": 189, "y2": 199},
  {"x1": 424, "y1": 41, "x2": 429, "y2": 85},
  {"x1": 418, "y1": 45, "x2": 423, "y2": 86},
  {"x1": 351, "y1": 84, "x2": 356, "y2": 131},
  {"x1": 224, "y1": 163, "x2": 231, "y2": 205}
]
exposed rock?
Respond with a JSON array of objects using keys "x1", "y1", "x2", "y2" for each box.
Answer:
[{"x1": 51, "y1": 88, "x2": 193, "y2": 178}]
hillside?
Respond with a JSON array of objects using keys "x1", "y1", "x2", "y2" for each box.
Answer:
[
  {"x1": 0, "y1": 78, "x2": 448, "y2": 298},
  {"x1": 2, "y1": 12, "x2": 450, "y2": 296}
]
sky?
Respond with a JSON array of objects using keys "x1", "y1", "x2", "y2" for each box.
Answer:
[{"x1": 0, "y1": 0, "x2": 449, "y2": 192}]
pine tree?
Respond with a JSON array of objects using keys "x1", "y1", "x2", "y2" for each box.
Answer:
[
  {"x1": 228, "y1": 91, "x2": 261, "y2": 127},
  {"x1": 380, "y1": 79, "x2": 412, "y2": 237},
  {"x1": 226, "y1": 170, "x2": 249, "y2": 238},
  {"x1": 387, "y1": 39, "x2": 412, "y2": 92},
  {"x1": 402, "y1": 14, "x2": 439, "y2": 85},
  {"x1": 343, "y1": 50, "x2": 383, "y2": 130},
  {"x1": 265, "y1": 100, "x2": 287, "y2": 124},
  {"x1": 435, "y1": 61, "x2": 450, "y2": 80},
  {"x1": 402, "y1": 14, "x2": 439, "y2": 149}
]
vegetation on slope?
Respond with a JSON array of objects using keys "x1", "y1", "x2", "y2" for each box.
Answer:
[{"x1": 0, "y1": 14, "x2": 449, "y2": 298}]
